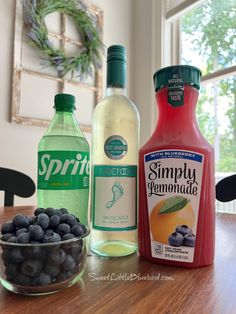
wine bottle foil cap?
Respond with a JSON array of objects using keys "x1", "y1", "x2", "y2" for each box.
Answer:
[
  {"x1": 153, "y1": 65, "x2": 202, "y2": 92},
  {"x1": 107, "y1": 45, "x2": 126, "y2": 63}
]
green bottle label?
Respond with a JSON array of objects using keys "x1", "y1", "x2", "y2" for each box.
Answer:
[
  {"x1": 168, "y1": 71, "x2": 184, "y2": 107},
  {"x1": 38, "y1": 151, "x2": 89, "y2": 190},
  {"x1": 92, "y1": 165, "x2": 137, "y2": 231}
]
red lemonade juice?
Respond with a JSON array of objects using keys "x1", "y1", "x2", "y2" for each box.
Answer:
[{"x1": 139, "y1": 66, "x2": 215, "y2": 267}]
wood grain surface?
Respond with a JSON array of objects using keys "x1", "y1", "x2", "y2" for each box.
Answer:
[{"x1": 0, "y1": 206, "x2": 235, "y2": 314}]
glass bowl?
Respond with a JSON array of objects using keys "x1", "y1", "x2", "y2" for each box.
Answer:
[{"x1": 0, "y1": 228, "x2": 89, "y2": 295}]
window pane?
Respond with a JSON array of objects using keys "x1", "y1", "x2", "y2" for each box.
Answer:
[
  {"x1": 180, "y1": 0, "x2": 236, "y2": 75},
  {"x1": 197, "y1": 76, "x2": 236, "y2": 213},
  {"x1": 198, "y1": 77, "x2": 236, "y2": 172},
  {"x1": 180, "y1": 0, "x2": 236, "y2": 213}
]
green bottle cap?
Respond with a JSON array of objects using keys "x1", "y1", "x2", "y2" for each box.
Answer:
[
  {"x1": 54, "y1": 93, "x2": 76, "y2": 112},
  {"x1": 107, "y1": 45, "x2": 126, "y2": 87},
  {"x1": 153, "y1": 65, "x2": 202, "y2": 91}
]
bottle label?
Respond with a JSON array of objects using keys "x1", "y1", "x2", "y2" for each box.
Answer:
[
  {"x1": 92, "y1": 165, "x2": 137, "y2": 231},
  {"x1": 38, "y1": 151, "x2": 89, "y2": 190},
  {"x1": 104, "y1": 135, "x2": 128, "y2": 160},
  {"x1": 168, "y1": 70, "x2": 184, "y2": 107},
  {"x1": 144, "y1": 149, "x2": 204, "y2": 263}
]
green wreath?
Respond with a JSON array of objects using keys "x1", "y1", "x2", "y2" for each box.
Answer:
[{"x1": 22, "y1": 0, "x2": 103, "y2": 78}]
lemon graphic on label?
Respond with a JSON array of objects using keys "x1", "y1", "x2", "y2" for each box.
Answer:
[
  {"x1": 106, "y1": 182, "x2": 124, "y2": 208},
  {"x1": 150, "y1": 196, "x2": 194, "y2": 244}
]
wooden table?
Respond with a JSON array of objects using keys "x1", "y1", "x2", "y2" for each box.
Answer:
[{"x1": 0, "y1": 206, "x2": 235, "y2": 314}]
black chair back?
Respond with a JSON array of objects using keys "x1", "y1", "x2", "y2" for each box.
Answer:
[
  {"x1": 0, "y1": 167, "x2": 35, "y2": 206},
  {"x1": 216, "y1": 174, "x2": 236, "y2": 202}
]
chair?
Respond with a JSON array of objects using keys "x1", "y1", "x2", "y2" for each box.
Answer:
[
  {"x1": 0, "y1": 167, "x2": 36, "y2": 206},
  {"x1": 216, "y1": 174, "x2": 236, "y2": 202}
]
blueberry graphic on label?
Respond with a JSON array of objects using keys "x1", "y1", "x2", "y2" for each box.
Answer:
[
  {"x1": 106, "y1": 182, "x2": 124, "y2": 208},
  {"x1": 168, "y1": 232, "x2": 184, "y2": 247}
]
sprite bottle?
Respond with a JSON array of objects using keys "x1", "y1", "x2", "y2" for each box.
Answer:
[{"x1": 37, "y1": 93, "x2": 90, "y2": 226}]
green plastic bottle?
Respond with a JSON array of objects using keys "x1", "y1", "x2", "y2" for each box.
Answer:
[{"x1": 37, "y1": 94, "x2": 90, "y2": 226}]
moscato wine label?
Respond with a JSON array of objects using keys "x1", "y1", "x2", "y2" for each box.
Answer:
[{"x1": 92, "y1": 165, "x2": 137, "y2": 231}]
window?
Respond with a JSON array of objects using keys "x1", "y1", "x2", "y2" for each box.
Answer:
[{"x1": 164, "y1": 0, "x2": 236, "y2": 213}]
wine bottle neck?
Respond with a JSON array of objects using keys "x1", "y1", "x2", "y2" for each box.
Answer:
[{"x1": 106, "y1": 87, "x2": 126, "y2": 96}]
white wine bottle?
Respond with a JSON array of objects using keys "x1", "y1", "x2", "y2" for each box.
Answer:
[{"x1": 90, "y1": 45, "x2": 140, "y2": 256}]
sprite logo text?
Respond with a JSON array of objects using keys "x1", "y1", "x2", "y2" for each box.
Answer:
[{"x1": 38, "y1": 151, "x2": 89, "y2": 190}]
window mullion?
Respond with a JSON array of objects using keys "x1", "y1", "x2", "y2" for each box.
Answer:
[
  {"x1": 166, "y1": 0, "x2": 206, "y2": 21},
  {"x1": 201, "y1": 66, "x2": 236, "y2": 85},
  {"x1": 171, "y1": 20, "x2": 181, "y2": 65}
]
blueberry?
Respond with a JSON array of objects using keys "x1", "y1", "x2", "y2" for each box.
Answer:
[
  {"x1": 175, "y1": 225, "x2": 192, "y2": 237},
  {"x1": 13, "y1": 214, "x2": 29, "y2": 228},
  {"x1": 16, "y1": 232, "x2": 30, "y2": 244},
  {"x1": 42, "y1": 231, "x2": 61, "y2": 243},
  {"x1": 31, "y1": 216, "x2": 37, "y2": 224},
  {"x1": 71, "y1": 263, "x2": 80, "y2": 274},
  {"x1": 70, "y1": 245, "x2": 83, "y2": 263},
  {"x1": 74, "y1": 252, "x2": 83, "y2": 265},
  {"x1": 4, "y1": 263, "x2": 19, "y2": 280},
  {"x1": 60, "y1": 214, "x2": 77, "y2": 227},
  {"x1": 34, "y1": 207, "x2": 45, "y2": 216},
  {"x1": 71, "y1": 224, "x2": 83, "y2": 237},
  {"x1": 35, "y1": 213, "x2": 49, "y2": 229},
  {"x1": 49, "y1": 215, "x2": 61, "y2": 229},
  {"x1": 1, "y1": 221, "x2": 15, "y2": 234},
  {"x1": 0, "y1": 233, "x2": 14, "y2": 241},
  {"x1": 62, "y1": 233, "x2": 75, "y2": 241},
  {"x1": 32, "y1": 272, "x2": 51, "y2": 286},
  {"x1": 80, "y1": 223, "x2": 87, "y2": 235},
  {"x1": 70, "y1": 243, "x2": 82, "y2": 256},
  {"x1": 27, "y1": 216, "x2": 33, "y2": 225},
  {"x1": 58, "y1": 208, "x2": 68, "y2": 216},
  {"x1": 47, "y1": 248, "x2": 66, "y2": 265},
  {"x1": 168, "y1": 232, "x2": 184, "y2": 247},
  {"x1": 61, "y1": 255, "x2": 76, "y2": 271},
  {"x1": 44, "y1": 264, "x2": 60, "y2": 277},
  {"x1": 45, "y1": 207, "x2": 60, "y2": 217},
  {"x1": 8, "y1": 248, "x2": 25, "y2": 263},
  {"x1": 16, "y1": 228, "x2": 28, "y2": 236},
  {"x1": 57, "y1": 223, "x2": 71, "y2": 236},
  {"x1": 7, "y1": 236, "x2": 17, "y2": 243},
  {"x1": 184, "y1": 234, "x2": 196, "y2": 247},
  {"x1": 56, "y1": 271, "x2": 70, "y2": 282},
  {"x1": 14, "y1": 274, "x2": 31, "y2": 286},
  {"x1": 1, "y1": 249, "x2": 10, "y2": 266},
  {"x1": 29, "y1": 225, "x2": 44, "y2": 241},
  {"x1": 45, "y1": 229, "x2": 54, "y2": 235},
  {"x1": 24, "y1": 242, "x2": 46, "y2": 260},
  {"x1": 21, "y1": 259, "x2": 43, "y2": 277}
]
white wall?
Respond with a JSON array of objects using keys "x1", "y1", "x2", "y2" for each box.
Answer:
[{"x1": 0, "y1": 0, "x2": 137, "y2": 206}]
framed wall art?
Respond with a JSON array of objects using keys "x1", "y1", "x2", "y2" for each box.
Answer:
[{"x1": 11, "y1": 0, "x2": 103, "y2": 132}]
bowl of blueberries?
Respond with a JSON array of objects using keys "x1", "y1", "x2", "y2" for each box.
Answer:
[{"x1": 0, "y1": 207, "x2": 89, "y2": 295}]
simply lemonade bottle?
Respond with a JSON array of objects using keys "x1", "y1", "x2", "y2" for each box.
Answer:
[
  {"x1": 90, "y1": 45, "x2": 140, "y2": 257},
  {"x1": 139, "y1": 66, "x2": 215, "y2": 267},
  {"x1": 37, "y1": 94, "x2": 90, "y2": 226}
]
